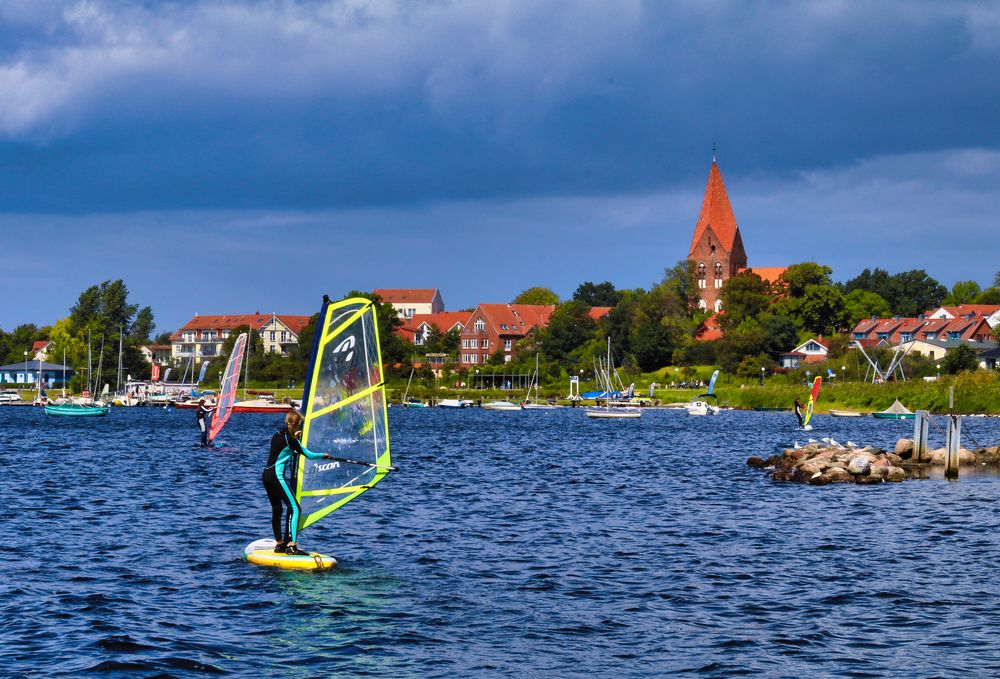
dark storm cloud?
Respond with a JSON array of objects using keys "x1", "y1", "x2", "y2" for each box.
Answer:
[{"x1": 0, "y1": 0, "x2": 998, "y2": 213}]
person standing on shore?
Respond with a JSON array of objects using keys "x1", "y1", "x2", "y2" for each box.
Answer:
[
  {"x1": 196, "y1": 399, "x2": 215, "y2": 447},
  {"x1": 794, "y1": 397, "x2": 803, "y2": 428}
]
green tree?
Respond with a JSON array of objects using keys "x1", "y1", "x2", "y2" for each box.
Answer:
[
  {"x1": 572, "y1": 281, "x2": 620, "y2": 307},
  {"x1": 757, "y1": 313, "x2": 799, "y2": 357},
  {"x1": 975, "y1": 287, "x2": 1000, "y2": 305},
  {"x1": 942, "y1": 344, "x2": 979, "y2": 374},
  {"x1": 661, "y1": 260, "x2": 705, "y2": 318},
  {"x1": 512, "y1": 287, "x2": 560, "y2": 306},
  {"x1": 717, "y1": 320, "x2": 769, "y2": 373},
  {"x1": 942, "y1": 280, "x2": 982, "y2": 306},
  {"x1": 795, "y1": 284, "x2": 848, "y2": 336},
  {"x1": 718, "y1": 272, "x2": 769, "y2": 331},
  {"x1": 844, "y1": 268, "x2": 946, "y2": 317},
  {"x1": 844, "y1": 289, "x2": 891, "y2": 324},
  {"x1": 0, "y1": 324, "x2": 41, "y2": 364},
  {"x1": 131, "y1": 306, "x2": 156, "y2": 341},
  {"x1": 778, "y1": 262, "x2": 833, "y2": 298},
  {"x1": 539, "y1": 300, "x2": 597, "y2": 362},
  {"x1": 218, "y1": 325, "x2": 264, "y2": 360}
]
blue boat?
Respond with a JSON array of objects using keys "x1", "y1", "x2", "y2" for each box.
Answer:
[{"x1": 44, "y1": 403, "x2": 110, "y2": 417}]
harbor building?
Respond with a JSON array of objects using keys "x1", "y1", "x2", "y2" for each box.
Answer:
[{"x1": 0, "y1": 360, "x2": 74, "y2": 385}]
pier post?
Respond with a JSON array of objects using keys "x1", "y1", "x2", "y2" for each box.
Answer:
[
  {"x1": 945, "y1": 414, "x2": 961, "y2": 480},
  {"x1": 912, "y1": 411, "x2": 930, "y2": 463}
]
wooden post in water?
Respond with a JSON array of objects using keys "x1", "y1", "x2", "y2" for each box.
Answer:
[
  {"x1": 913, "y1": 410, "x2": 930, "y2": 463},
  {"x1": 945, "y1": 415, "x2": 961, "y2": 480}
]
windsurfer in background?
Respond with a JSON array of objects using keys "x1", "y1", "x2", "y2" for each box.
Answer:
[
  {"x1": 794, "y1": 396, "x2": 803, "y2": 428},
  {"x1": 196, "y1": 399, "x2": 215, "y2": 447},
  {"x1": 263, "y1": 410, "x2": 333, "y2": 555}
]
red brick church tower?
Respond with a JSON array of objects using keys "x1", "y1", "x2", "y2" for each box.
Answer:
[{"x1": 688, "y1": 154, "x2": 747, "y2": 313}]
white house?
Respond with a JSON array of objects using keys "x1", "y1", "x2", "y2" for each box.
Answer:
[{"x1": 373, "y1": 289, "x2": 445, "y2": 319}]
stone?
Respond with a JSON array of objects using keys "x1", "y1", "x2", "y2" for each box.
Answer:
[
  {"x1": 808, "y1": 472, "x2": 832, "y2": 485},
  {"x1": 886, "y1": 453, "x2": 903, "y2": 465},
  {"x1": 785, "y1": 448, "x2": 809, "y2": 461},
  {"x1": 929, "y1": 448, "x2": 946, "y2": 464},
  {"x1": 856, "y1": 474, "x2": 882, "y2": 485},
  {"x1": 959, "y1": 448, "x2": 976, "y2": 465},
  {"x1": 895, "y1": 438, "x2": 914, "y2": 457},
  {"x1": 847, "y1": 456, "x2": 871, "y2": 475},
  {"x1": 885, "y1": 466, "x2": 907, "y2": 482},
  {"x1": 825, "y1": 467, "x2": 855, "y2": 483},
  {"x1": 747, "y1": 456, "x2": 768, "y2": 467},
  {"x1": 771, "y1": 470, "x2": 795, "y2": 482}
]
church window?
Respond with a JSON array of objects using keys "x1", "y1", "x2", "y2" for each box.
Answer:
[
  {"x1": 698, "y1": 298, "x2": 707, "y2": 311},
  {"x1": 697, "y1": 262, "x2": 706, "y2": 289},
  {"x1": 714, "y1": 299, "x2": 723, "y2": 313}
]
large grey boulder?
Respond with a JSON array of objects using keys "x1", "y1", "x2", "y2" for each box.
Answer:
[{"x1": 847, "y1": 456, "x2": 871, "y2": 476}]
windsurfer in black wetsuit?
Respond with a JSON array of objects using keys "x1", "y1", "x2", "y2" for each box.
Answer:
[
  {"x1": 196, "y1": 399, "x2": 215, "y2": 446},
  {"x1": 794, "y1": 397, "x2": 803, "y2": 428},
  {"x1": 263, "y1": 410, "x2": 330, "y2": 555}
]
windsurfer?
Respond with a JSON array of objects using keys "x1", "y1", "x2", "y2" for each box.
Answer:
[
  {"x1": 263, "y1": 410, "x2": 332, "y2": 555},
  {"x1": 794, "y1": 397, "x2": 803, "y2": 428},
  {"x1": 196, "y1": 399, "x2": 215, "y2": 447}
]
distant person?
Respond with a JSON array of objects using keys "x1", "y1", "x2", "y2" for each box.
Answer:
[
  {"x1": 196, "y1": 399, "x2": 215, "y2": 447},
  {"x1": 794, "y1": 397, "x2": 803, "y2": 428},
  {"x1": 262, "y1": 410, "x2": 333, "y2": 555}
]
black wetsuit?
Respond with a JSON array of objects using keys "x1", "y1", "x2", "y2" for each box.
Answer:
[
  {"x1": 196, "y1": 405, "x2": 213, "y2": 446},
  {"x1": 794, "y1": 399, "x2": 803, "y2": 427},
  {"x1": 262, "y1": 428, "x2": 307, "y2": 543}
]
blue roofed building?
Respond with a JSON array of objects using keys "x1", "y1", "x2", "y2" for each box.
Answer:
[{"x1": 0, "y1": 360, "x2": 74, "y2": 385}]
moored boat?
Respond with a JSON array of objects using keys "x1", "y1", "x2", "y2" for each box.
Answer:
[
  {"x1": 872, "y1": 400, "x2": 914, "y2": 420},
  {"x1": 44, "y1": 403, "x2": 110, "y2": 416},
  {"x1": 829, "y1": 409, "x2": 868, "y2": 417},
  {"x1": 437, "y1": 398, "x2": 470, "y2": 409},
  {"x1": 233, "y1": 399, "x2": 293, "y2": 413},
  {"x1": 482, "y1": 400, "x2": 523, "y2": 411}
]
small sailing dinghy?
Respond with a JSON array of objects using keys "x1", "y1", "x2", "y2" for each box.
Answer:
[
  {"x1": 244, "y1": 297, "x2": 395, "y2": 570},
  {"x1": 872, "y1": 399, "x2": 914, "y2": 420},
  {"x1": 207, "y1": 333, "x2": 246, "y2": 446}
]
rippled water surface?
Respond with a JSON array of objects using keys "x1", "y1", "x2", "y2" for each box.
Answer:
[{"x1": 4, "y1": 406, "x2": 1000, "y2": 677}]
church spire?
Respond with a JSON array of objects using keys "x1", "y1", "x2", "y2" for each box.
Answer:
[{"x1": 689, "y1": 158, "x2": 739, "y2": 256}]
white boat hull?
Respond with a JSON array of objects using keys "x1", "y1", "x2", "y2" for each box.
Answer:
[
  {"x1": 686, "y1": 401, "x2": 720, "y2": 416},
  {"x1": 482, "y1": 401, "x2": 523, "y2": 411},
  {"x1": 585, "y1": 407, "x2": 642, "y2": 419}
]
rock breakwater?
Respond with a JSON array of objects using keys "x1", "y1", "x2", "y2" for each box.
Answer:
[{"x1": 747, "y1": 437, "x2": 992, "y2": 485}]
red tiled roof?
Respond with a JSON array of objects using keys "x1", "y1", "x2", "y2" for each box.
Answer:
[
  {"x1": 470, "y1": 304, "x2": 556, "y2": 336},
  {"x1": 403, "y1": 311, "x2": 471, "y2": 334},
  {"x1": 589, "y1": 306, "x2": 613, "y2": 320},
  {"x1": 374, "y1": 288, "x2": 439, "y2": 304},
  {"x1": 930, "y1": 304, "x2": 1000, "y2": 318},
  {"x1": 696, "y1": 313, "x2": 724, "y2": 341},
  {"x1": 170, "y1": 313, "x2": 311, "y2": 340},
  {"x1": 749, "y1": 267, "x2": 789, "y2": 285},
  {"x1": 690, "y1": 161, "x2": 739, "y2": 256},
  {"x1": 32, "y1": 340, "x2": 49, "y2": 352}
]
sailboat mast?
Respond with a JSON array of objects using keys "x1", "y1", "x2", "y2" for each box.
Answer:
[
  {"x1": 62, "y1": 348, "x2": 67, "y2": 398},
  {"x1": 117, "y1": 327, "x2": 123, "y2": 394},
  {"x1": 87, "y1": 330, "x2": 92, "y2": 395}
]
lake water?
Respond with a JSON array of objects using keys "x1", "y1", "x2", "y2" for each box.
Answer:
[{"x1": 3, "y1": 406, "x2": 1000, "y2": 677}]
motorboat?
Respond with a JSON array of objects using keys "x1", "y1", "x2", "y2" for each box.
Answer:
[{"x1": 482, "y1": 400, "x2": 523, "y2": 411}]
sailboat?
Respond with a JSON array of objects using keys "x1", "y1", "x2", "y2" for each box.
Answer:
[
  {"x1": 207, "y1": 333, "x2": 247, "y2": 445},
  {"x1": 401, "y1": 367, "x2": 428, "y2": 408},
  {"x1": 686, "y1": 370, "x2": 721, "y2": 416},
  {"x1": 522, "y1": 353, "x2": 559, "y2": 410},
  {"x1": 585, "y1": 339, "x2": 641, "y2": 419},
  {"x1": 46, "y1": 341, "x2": 110, "y2": 416},
  {"x1": 244, "y1": 296, "x2": 395, "y2": 569}
]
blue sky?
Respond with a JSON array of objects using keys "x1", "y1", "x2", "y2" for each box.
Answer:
[{"x1": 1, "y1": 0, "x2": 999, "y2": 333}]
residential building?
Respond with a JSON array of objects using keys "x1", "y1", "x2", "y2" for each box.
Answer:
[
  {"x1": 171, "y1": 313, "x2": 312, "y2": 363},
  {"x1": 374, "y1": 288, "x2": 444, "y2": 319},
  {"x1": 458, "y1": 304, "x2": 556, "y2": 365},
  {"x1": 851, "y1": 314, "x2": 997, "y2": 363},
  {"x1": 687, "y1": 154, "x2": 786, "y2": 315},
  {"x1": 779, "y1": 337, "x2": 831, "y2": 369},
  {"x1": 926, "y1": 305, "x2": 1000, "y2": 328},
  {"x1": 140, "y1": 344, "x2": 173, "y2": 365},
  {"x1": 32, "y1": 340, "x2": 51, "y2": 361},
  {"x1": 0, "y1": 360, "x2": 74, "y2": 385},
  {"x1": 398, "y1": 311, "x2": 471, "y2": 345}
]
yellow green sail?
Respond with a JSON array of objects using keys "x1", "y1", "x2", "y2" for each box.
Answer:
[{"x1": 295, "y1": 297, "x2": 392, "y2": 532}]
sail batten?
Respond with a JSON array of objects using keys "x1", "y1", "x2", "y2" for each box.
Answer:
[{"x1": 295, "y1": 297, "x2": 391, "y2": 534}]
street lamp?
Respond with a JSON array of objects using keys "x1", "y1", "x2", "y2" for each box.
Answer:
[
  {"x1": 23, "y1": 350, "x2": 28, "y2": 386},
  {"x1": 759, "y1": 366, "x2": 765, "y2": 386},
  {"x1": 841, "y1": 365, "x2": 846, "y2": 382}
]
